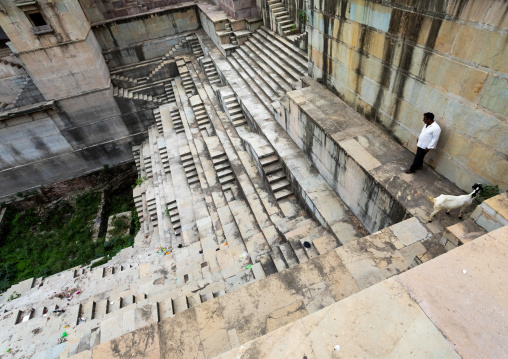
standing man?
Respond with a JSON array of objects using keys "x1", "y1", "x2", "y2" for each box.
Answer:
[{"x1": 405, "y1": 112, "x2": 441, "y2": 174}]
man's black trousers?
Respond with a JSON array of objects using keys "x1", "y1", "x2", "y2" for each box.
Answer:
[{"x1": 410, "y1": 147, "x2": 428, "y2": 172}]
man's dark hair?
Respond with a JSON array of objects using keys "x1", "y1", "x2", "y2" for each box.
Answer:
[{"x1": 424, "y1": 112, "x2": 435, "y2": 121}]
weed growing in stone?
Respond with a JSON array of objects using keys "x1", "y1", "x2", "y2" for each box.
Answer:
[{"x1": 473, "y1": 184, "x2": 500, "y2": 208}]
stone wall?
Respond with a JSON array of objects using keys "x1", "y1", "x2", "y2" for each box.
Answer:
[
  {"x1": 276, "y1": 92, "x2": 409, "y2": 233},
  {"x1": 307, "y1": 0, "x2": 508, "y2": 192},
  {"x1": 92, "y1": 6, "x2": 200, "y2": 50},
  {"x1": 78, "y1": 0, "x2": 188, "y2": 23},
  {"x1": 212, "y1": 0, "x2": 260, "y2": 18},
  {"x1": 103, "y1": 33, "x2": 191, "y2": 68},
  {"x1": 0, "y1": 88, "x2": 155, "y2": 200}
]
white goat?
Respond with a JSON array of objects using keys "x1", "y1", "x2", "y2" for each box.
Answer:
[{"x1": 427, "y1": 183, "x2": 483, "y2": 222}]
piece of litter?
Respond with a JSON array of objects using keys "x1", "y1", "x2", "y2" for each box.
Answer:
[
  {"x1": 64, "y1": 325, "x2": 69, "y2": 329},
  {"x1": 110, "y1": 301, "x2": 114, "y2": 305},
  {"x1": 334, "y1": 344, "x2": 341, "y2": 351},
  {"x1": 223, "y1": 242, "x2": 228, "y2": 246},
  {"x1": 245, "y1": 264, "x2": 252, "y2": 269},
  {"x1": 303, "y1": 241, "x2": 311, "y2": 248},
  {"x1": 62, "y1": 332, "x2": 67, "y2": 338},
  {"x1": 462, "y1": 269, "x2": 467, "y2": 274}
]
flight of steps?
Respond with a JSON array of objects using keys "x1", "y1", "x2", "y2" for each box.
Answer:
[
  {"x1": 188, "y1": 36, "x2": 204, "y2": 58},
  {"x1": 225, "y1": 26, "x2": 307, "y2": 112},
  {"x1": 225, "y1": 21, "x2": 238, "y2": 45},
  {"x1": 219, "y1": 89, "x2": 248, "y2": 127},
  {"x1": 267, "y1": 0, "x2": 298, "y2": 36},
  {"x1": 161, "y1": 83, "x2": 176, "y2": 103},
  {"x1": 259, "y1": 150, "x2": 293, "y2": 201},
  {"x1": 110, "y1": 74, "x2": 138, "y2": 85},
  {"x1": 201, "y1": 57, "x2": 222, "y2": 85},
  {"x1": 170, "y1": 107, "x2": 185, "y2": 134},
  {"x1": 146, "y1": 39, "x2": 185, "y2": 81},
  {"x1": 113, "y1": 86, "x2": 161, "y2": 103}
]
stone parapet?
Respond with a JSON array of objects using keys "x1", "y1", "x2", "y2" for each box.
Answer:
[{"x1": 471, "y1": 192, "x2": 508, "y2": 232}]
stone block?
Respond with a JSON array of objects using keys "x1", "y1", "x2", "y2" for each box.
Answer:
[
  {"x1": 443, "y1": 218, "x2": 487, "y2": 246},
  {"x1": 388, "y1": 217, "x2": 429, "y2": 246},
  {"x1": 434, "y1": 19, "x2": 459, "y2": 54},
  {"x1": 468, "y1": 145, "x2": 508, "y2": 186},
  {"x1": 480, "y1": 75, "x2": 508, "y2": 118},
  {"x1": 475, "y1": 211, "x2": 503, "y2": 233},
  {"x1": 443, "y1": 132, "x2": 474, "y2": 167}
]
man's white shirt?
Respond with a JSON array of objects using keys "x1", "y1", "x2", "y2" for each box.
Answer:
[{"x1": 417, "y1": 121, "x2": 441, "y2": 149}]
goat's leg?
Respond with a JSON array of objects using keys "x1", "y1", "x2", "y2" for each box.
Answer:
[
  {"x1": 446, "y1": 209, "x2": 451, "y2": 215},
  {"x1": 458, "y1": 205, "x2": 466, "y2": 219},
  {"x1": 428, "y1": 207, "x2": 442, "y2": 222}
]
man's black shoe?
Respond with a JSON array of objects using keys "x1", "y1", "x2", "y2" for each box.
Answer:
[{"x1": 404, "y1": 169, "x2": 414, "y2": 174}]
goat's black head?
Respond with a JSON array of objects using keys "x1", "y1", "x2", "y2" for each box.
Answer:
[{"x1": 472, "y1": 183, "x2": 483, "y2": 197}]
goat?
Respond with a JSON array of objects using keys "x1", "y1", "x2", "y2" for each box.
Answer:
[{"x1": 427, "y1": 183, "x2": 483, "y2": 222}]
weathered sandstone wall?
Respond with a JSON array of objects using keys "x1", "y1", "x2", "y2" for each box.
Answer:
[{"x1": 307, "y1": 0, "x2": 508, "y2": 191}]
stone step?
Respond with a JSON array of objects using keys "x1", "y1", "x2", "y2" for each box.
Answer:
[
  {"x1": 262, "y1": 162, "x2": 283, "y2": 175},
  {"x1": 279, "y1": 242, "x2": 299, "y2": 267},
  {"x1": 236, "y1": 46, "x2": 292, "y2": 94},
  {"x1": 440, "y1": 218, "x2": 487, "y2": 251},
  {"x1": 274, "y1": 188, "x2": 293, "y2": 201},
  {"x1": 248, "y1": 36, "x2": 302, "y2": 82},
  {"x1": 259, "y1": 253, "x2": 278, "y2": 276},
  {"x1": 271, "y1": 179, "x2": 290, "y2": 192},
  {"x1": 244, "y1": 41, "x2": 297, "y2": 90},
  {"x1": 227, "y1": 55, "x2": 275, "y2": 111},
  {"x1": 270, "y1": 245, "x2": 288, "y2": 272}
]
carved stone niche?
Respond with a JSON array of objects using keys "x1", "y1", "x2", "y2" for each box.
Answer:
[{"x1": 15, "y1": 1, "x2": 54, "y2": 36}]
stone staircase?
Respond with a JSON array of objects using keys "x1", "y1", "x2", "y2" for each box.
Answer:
[
  {"x1": 110, "y1": 74, "x2": 138, "y2": 85},
  {"x1": 112, "y1": 86, "x2": 162, "y2": 103},
  {"x1": 226, "y1": 26, "x2": 307, "y2": 111},
  {"x1": 267, "y1": 0, "x2": 298, "y2": 36}
]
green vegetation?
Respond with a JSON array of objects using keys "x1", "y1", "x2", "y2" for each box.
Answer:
[
  {"x1": 0, "y1": 187, "x2": 139, "y2": 292},
  {"x1": 298, "y1": 9, "x2": 308, "y2": 24},
  {"x1": 474, "y1": 184, "x2": 500, "y2": 208},
  {"x1": 131, "y1": 176, "x2": 146, "y2": 189}
]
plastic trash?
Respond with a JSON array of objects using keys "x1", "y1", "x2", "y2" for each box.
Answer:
[
  {"x1": 334, "y1": 344, "x2": 340, "y2": 351},
  {"x1": 245, "y1": 264, "x2": 252, "y2": 269},
  {"x1": 303, "y1": 241, "x2": 311, "y2": 248},
  {"x1": 462, "y1": 269, "x2": 467, "y2": 274},
  {"x1": 240, "y1": 252, "x2": 250, "y2": 261},
  {"x1": 62, "y1": 332, "x2": 67, "y2": 338}
]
